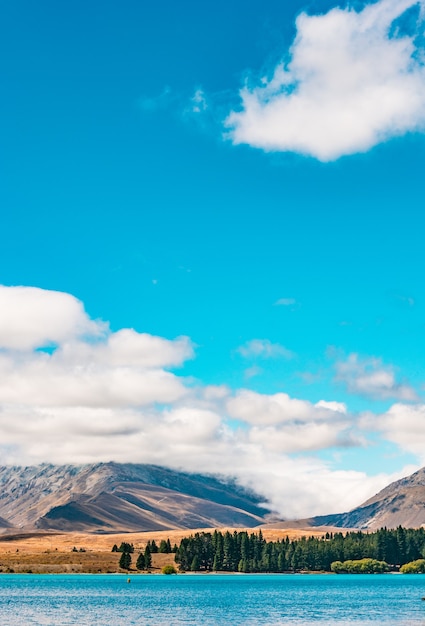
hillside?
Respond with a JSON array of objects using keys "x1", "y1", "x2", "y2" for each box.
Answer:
[
  {"x1": 307, "y1": 466, "x2": 425, "y2": 529},
  {"x1": 0, "y1": 463, "x2": 270, "y2": 533}
]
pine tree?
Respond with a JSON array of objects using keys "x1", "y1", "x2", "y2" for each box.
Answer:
[
  {"x1": 144, "y1": 545, "x2": 152, "y2": 568},
  {"x1": 277, "y1": 552, "x2": 285, "y2": 572},
  {"x1": 136, "y1": 552, "x2": 145, "y2": 570},
  {"x1": 119, "y1": 552, "x2": 131, "y2": 570},
  {"x1": 240, "y1": 532, "x2": 249, "y2": 561},
  {"x1": 191, "y1": 555, "x2": 200, "y2": 571},
  {"x1": 213, "y1": 553, "x2": 222, "y2": 571},
  {"x1": 396, "y1": 526, "x2": 407, "y2": 563},
  {"x1": 159, "y1": 540, "x2": 168, "y2": 553},
  {"x1": 118, "y1": 542, "x2": 134, "y2": 553},
  {"x1": 223, "y1": 531, "x2": 234, "y2": 570}
]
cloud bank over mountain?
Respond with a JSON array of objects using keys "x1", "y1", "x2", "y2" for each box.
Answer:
[{"x1": 0, "y1": 285, "x2": 420, "y2": 518}]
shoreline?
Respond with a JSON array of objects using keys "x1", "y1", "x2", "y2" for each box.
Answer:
[
  {"x1": 0, "y1": 570, "x2": 407, "y2": 576},
  {"x1": 0, "y1": 526, "x2": 336, "y2": 575}
]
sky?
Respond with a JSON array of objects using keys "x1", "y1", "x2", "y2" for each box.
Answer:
[{"x1": 1, "y1": 0, "x2": 425, "y2": 518}]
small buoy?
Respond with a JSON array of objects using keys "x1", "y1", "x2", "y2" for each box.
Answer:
[
  {"x1": 421, "y1": 597, "x2": 425, "y2": 601},
  {"x1": 127, "y1": 578, "x2": 131, "y2": 583}
]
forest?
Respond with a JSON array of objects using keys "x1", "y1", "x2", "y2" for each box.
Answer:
[{"x1": 174, "y1": 527, "x2": 425, "y2": 573}]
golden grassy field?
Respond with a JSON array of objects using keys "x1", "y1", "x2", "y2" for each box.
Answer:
[{"x1": 0, "y1": 526, "x2": 336, "y2": 574}]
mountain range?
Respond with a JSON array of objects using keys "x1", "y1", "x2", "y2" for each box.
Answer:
[
  {"x1": 0, "y1": 462, "x2": 270, "y2": 532},
  {"x1": 0, "y1": 462, "x2": 424, "y2": 533}
]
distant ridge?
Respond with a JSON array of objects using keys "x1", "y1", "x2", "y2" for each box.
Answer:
[
  {"x1": 306, "y1": 466, "x2": 425, "y2": 530},
  {"x1": 0, "y1": 463, "x2": 271, "y2": 533},
  {"x1": 4, "y1": 462, "x2": 425, "y2": 534}
]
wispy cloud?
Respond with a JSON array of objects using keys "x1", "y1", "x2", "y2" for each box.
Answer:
[
  {"x1": 389, "y1": 291, "x2": 416, "y2": 307},
  {"x1": 335, "y1": 352, "x2": 418, "y2": 401},
  {"x1": 244, "y1": 364, "x2": 263, "y2": 379},
  {"x1": 138, "y1": 87, "x2": 176, "y2": 112},
  {"x1": 237, "y1": 338, "x2": 295, "y2": 359},
  {"x1": 189, "y1": 88, "x2": 208, "y2": 114},
  {"x1": 226, "y1": 0, "x2": 425, "y2": 161},
  {"x1": 275, "y1": 297, "x2": 297, "y2": 306}
]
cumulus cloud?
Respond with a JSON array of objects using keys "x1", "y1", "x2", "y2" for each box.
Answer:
[
  {"x1": 0, "y1": 286, "x2": 192, "y2": 409},
  {"x1": 59, "y1": 329, "x2": 193, "y2": 369},
  {"x1": 226, "y1": 0, "x2": 425, "y2": 161},
  {"x1": 0, "y1": 356, "x2": 188, "y2": 408},
  {"x1": 335, "y1": 353, "x2": 417, "y2": 400},
  {"x1": 228, "y1": 389, "x2": 329, "y2": 425},
  {"x1": 226, "y1": 390, "x2": 359, "y2": 454},
  {"x1": 363, "y1": 403, "x2": 425, "y2": 459},
  {"x1": 237, "y1": 338, "x2": 295, "y2": 359},
  {"x1": 0, "y1": 285, "x2": 103, "y2": 350},
  {"x1": 0, "y1": 285, "x2": 417, "y2": 518}
]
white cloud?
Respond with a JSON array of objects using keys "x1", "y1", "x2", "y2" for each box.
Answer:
[
  {"x1": 227, "y1": 389, "x2": 317, "y2": 425},
  {"x1": 335, "y1": 353, "x2": 417, "y2": 400},
  {"x1": 248, "y1": 422, "x2": 360, "y2": 454},
  {"x1": 226, "y1": 389, "x2": 354, "y2": 445},
  {"x1": 201, "y1": 385, "x2": 230, "y2": 402},
  {"x1": 60, "y1": 329, "x2": 193, "y2": 369},
  {"x1": 0, "y1": 356, "x2": 188, "y2": 407},
  {"x1": 316, "y1": 400, "x2": 347, "y2": 414},
  {"x1": 237, "y1": 338, "x2": 294, "y2": 359},
  {"x1": 0, "y1": 286, "x2": 192, "y2": 408},
  {"x1": 0, "y1": 285, "x2": 103, "y2": 350},
  {"x1": 226, "y1": 0, "x2": 425, "y2": 161}
]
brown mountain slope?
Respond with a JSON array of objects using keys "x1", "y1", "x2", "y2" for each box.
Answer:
[
  {"x1": 0, "y1": 463, "x2": 271, "y2": 532},
  {"x1": 307, "y1": 466, "x2": 425, "y2": 529}
]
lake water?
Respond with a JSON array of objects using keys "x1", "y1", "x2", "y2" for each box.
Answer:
[{"x1": 1, "y1": 573, "x2": 425, "y2": 625}]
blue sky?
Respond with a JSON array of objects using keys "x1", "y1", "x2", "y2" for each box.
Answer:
[{"x1": 1, "y1": 0, "x2": 425, "y2": 517}]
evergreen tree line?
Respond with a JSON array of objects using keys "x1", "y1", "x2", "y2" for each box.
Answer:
[
  {"x1": 112, "y1": 538, "x2": 177, "y2": 570},
  {"x1": 174, "y1": 527, "x2": 425, "y2": 573},
  {"x1": 112, "y1": 542, "x2": 134, "y2": 553},
  {"x1": 145, "y1": 539, "x2": 176, "y2": 554}
]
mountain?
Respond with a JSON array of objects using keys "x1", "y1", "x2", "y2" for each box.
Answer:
[
  {"x1": 307, "y1": 466, "x2": 425, "y2": 530},
  {"x1": 0, "y1": 463, "x2": 270, "y2": 533}
]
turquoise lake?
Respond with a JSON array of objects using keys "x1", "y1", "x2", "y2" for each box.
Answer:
[{"x1": 1, "y1": 573, "x2": 425, "y2": 625}]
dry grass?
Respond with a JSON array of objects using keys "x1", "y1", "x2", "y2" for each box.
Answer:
[{"x1": 0, "y1": 526, "x2": 338, "y2": 573}]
